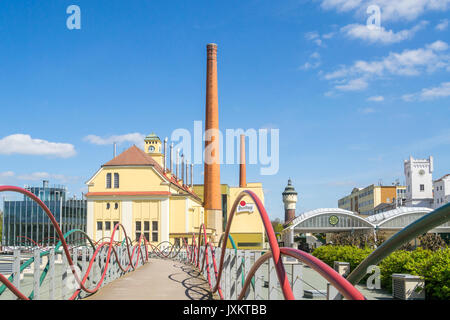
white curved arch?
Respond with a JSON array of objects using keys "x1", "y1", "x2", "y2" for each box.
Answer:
[
  {"x1": 366, "y1": 207, "x2": 433, "y2": 227},
  {"x1": 287, "y1": 208, "x2": 375, "y2": 231}
]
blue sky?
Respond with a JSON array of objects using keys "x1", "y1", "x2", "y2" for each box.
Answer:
[{"x1": 0, "y1": 0, "x2": 449, "y2": 220}]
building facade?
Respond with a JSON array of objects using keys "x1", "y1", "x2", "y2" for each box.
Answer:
[
  {"x1": 338, "y1": 184, "x2": 406, "y2": 216},
  {"x1": 2, "y1": 180, "x2": 86, "y2": 247},
  {"x1": 434, "y1": 174, "x2": 450, "y2": 209},
  {"x1": 193, "y1": 183, "x2": 265, "y2": 250},
  {"x1": 404, "y1": 156, "x2": 434, "y2": 208},
  {"x1": 85, "y1": 45, "x2": 267, "y2": 249},
  {"x1": 85, "y1": 137, "x2": 205, "y2": 246}
]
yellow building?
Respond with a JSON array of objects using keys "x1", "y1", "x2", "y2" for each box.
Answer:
[
  {"x1": 193, "y1": 183, "x2": 266, "y2": 250},
  {"x1": 338, "y1": 184, "x2": 406, "y2": 215},
  {"x1": 86, "y1": 134, "x2": 266, "y2": 249},
  {"x1": 85, "y1": 134, "x2": 206, "y2": 246}
]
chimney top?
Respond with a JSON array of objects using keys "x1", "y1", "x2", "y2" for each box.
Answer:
[{"x1": 207, "y1": 43, "x2": 218, "y2": 60}]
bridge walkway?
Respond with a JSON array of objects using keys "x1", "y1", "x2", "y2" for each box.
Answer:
[{"x1": 85, "y1": 259, "x2": 218, "y2": 300}]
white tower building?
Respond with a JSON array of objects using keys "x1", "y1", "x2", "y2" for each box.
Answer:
[
  {"x1": 404, "y1": 156, "x2": 434, "y2": 208},
  {"x1": 433, "y1": 174, "x2": 450, "y2": 209}
]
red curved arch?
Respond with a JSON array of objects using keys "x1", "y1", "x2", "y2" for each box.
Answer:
[
  {"x1": 0, "y1": 186, "x2": 149, "y2": 300},
  {"x1": 152, "y1": 190, "x2": 365, "y2": 300}
]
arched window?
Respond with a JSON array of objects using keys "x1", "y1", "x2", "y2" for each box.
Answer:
[
  {"x1": 106, "y1": 203, "x2": 110, "y2": 210},
  {"x1": 114, "y1": 173, "x2": 119, "y2": 188},
  {"x1": 106, "y1": 173, "x2": 112, "y2": 189},
  {"x1": 114, "y1": 203, "x2": 118, "y2": 210}
]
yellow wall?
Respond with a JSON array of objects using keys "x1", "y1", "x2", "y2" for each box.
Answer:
[
  {"x1": 227, "y1": 233, "x2": 264, "y2": 250},
  {"x1": 94, "y1": 200, "x2": 122, "y2": 241},
  {"x1": 88, "y1": 167, "x2": 168, "y2": 193},
  {"x1": 132, "y1": 200, "x2": 160, "y2": 244},
  {"x1": 228, "y1": 184, "x2": 265, "y2": 235},
  {"x1": 170, "y1": 197, "x2": 186, "y2": 234}
]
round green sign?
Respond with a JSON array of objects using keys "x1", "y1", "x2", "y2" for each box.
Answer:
[{"x1": 329, "y1": 215, "x2": 339, "y2": 226}]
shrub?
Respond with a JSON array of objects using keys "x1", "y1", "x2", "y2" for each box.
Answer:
[
  {"x1": 312, "y1": 245, "x2": 371, "y2": 272},
  {"x1": 312, "y1": 246, "x2": 450, "y2": 299}
]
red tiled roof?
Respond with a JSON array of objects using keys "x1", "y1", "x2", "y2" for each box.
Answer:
[
  {"x1": 435, "y1": 174, "x2": 450, "y2": 182},
  {"x1": 103, "y1": 145, "x2": 161, "y2": 167},
  {"x1": 101, "y1": 145, "x2": 201, "y2": 201}
]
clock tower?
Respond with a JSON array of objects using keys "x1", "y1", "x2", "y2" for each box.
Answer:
[
  {"x1": 144, "y1": 133, "x2": 164, "y2": 167},
  {"x1": 404, "y1": 156, "x2": 434, "y2": 208}
]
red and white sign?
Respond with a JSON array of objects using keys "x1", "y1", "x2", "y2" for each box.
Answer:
[{"x1": 237, "y1": 200, "x2": 255, "y2": 213}]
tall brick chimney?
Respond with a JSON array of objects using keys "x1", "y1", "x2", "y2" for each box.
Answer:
[
  {"x1": 204, "y1": 43, "x2": 222, "y2": 237},
  {"x1": 239, "y1": 134, "x2": 246, "y2": 188}
]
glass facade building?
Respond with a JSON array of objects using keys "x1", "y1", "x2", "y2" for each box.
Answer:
[{"x1": 1, "y1": 181, "x2": 86, "y2": 247}]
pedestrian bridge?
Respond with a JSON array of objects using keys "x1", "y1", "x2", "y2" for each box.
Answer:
[
  {"x1": 1, "y1": 185, "x2": 449, "y2": 301},
  {"x1": 86, "y1": 259, "x2": 217, "y2": 300}
]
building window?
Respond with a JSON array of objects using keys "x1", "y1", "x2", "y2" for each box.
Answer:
[
  {"x1": 106, "y1": 173, "x2": 112, "y2": 189},
  {"x1": 114, "y1": 173, "x2": 119, "y2": 188},
  {"x1": 106, "y1": 203, "x2": 110, "y2": 210},
  {"x1": 113, "y1": 221, "x2": 119, "y2": 228},
  {"x1": 152, "y1": 221, "x2": 158, "y2": 242},
  {"x1": 143, "y1": 221, "x2": 150, "y2": 241},
  {"x1": 97, "y1": 221, "x2": 103, "y2": 230},
  {"x1": 105, "y1": 221, "x2": 111, "y2": 231},
  {"x1": 135, "y1": 221, "x2": 141, "y2": 241},
  {"x1": 114, "y1": 202, "x2": 119, "y2": 210},
  {"x1": 420, "y1": 184, "x2": 425, "y2": 192}
]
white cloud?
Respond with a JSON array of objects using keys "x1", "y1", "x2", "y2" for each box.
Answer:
[
  {"x1": 426, "y1": 40, "x2": 449, "y2": 51},
  {"x1": 403, "y1": 82, "x2": 450, "y2": 101},
  {"x1": 367, "y1": 95, "x2": 384, "y2": 102},
  {"x1": 324, "y1": 41, "x2": 450, "y2": 91},
  {"x1": 304, "y1": 31, "x2": 330, "y2": 46},
  {"x1": 16, "y1": 172, "x2": 79, "y2": 183},
  {"x1": 335, "y1": 78, "x2": 369, "y2": 91},
  {"x1": 300, "y1": 52, "x2": 322, "y2": 70},
  {"x1": 0, "y1": 134, "x2": 76, "y2": 158},
  {"x1": 358, "y1": 107, "x2": 376, "y2": 114},
  {"x1": 436, "y1": 19, "x2": 449, "y2": 30},
  {"x1": 84, "y1": 133, "x2": 145, "y2": 148},
  {"x1": 341, "y1": 21, "x2": 427, "y2": 44},
  {"x1": 322, "y1": 32, "x2": 336, "y2": 39},
  {"x1": 321, "y1": 0, "x2": 450, "y2": 22},
  {"x1": 0, "y1": 171, "x2": 14, "y2": 178},
  {"x1": 421, "y1": 81, "x2": 450, "y2": 99}
]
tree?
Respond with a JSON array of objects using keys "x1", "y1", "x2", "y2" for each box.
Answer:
[
  {"x1": 328, "y1": 230, "x2": 385, "y2": 249},
  {"x1": 271, "y1": 218, "x2": 284, "y2": 233},
  {"x1": 417, "y1": 233, "x2": 447, "y2": 251}
]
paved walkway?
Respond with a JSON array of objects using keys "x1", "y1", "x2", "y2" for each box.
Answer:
[{"x1": 85, "y1": 259, "x2": 218, "y2": 300}]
